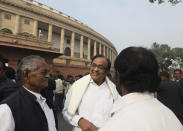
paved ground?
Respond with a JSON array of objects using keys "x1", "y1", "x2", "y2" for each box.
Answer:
[{"x1": 57, "y1": 111, "x2": 73, "y2": 131}]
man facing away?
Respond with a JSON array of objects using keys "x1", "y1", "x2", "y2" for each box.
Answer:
[
  {"x1": 99, "y1": 47, "x2": 182, "y2": 131},
  {"x1": 62, "y1": 55, "x2": 119, "y2": 131},
  {"x1": 0, "y1": 55, "x2": 57, "y2": 131}
]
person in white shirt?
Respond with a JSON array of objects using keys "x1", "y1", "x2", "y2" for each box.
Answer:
[
  {"x1": 54, "y1": 74, "x2": 65, "y2": 111},
  {"x1": 0, "y1": 55, "x2": 57, "y2": 131},
  {"x1": 62, "y1": 55, "x2": 119, "y2": 131},
  {"x1": 99, "y1": 47, "x2": 183, "y2": 131}
]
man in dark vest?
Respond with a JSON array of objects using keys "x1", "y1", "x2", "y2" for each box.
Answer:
[{"x1": 0, "y1": 55, "x2": 57, "y2": 131}]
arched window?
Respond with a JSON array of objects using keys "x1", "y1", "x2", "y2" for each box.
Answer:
[
  {"x1": 64, "y1": 47, "x2": 71, "y2": 56},
  {"x1": 0, "y1": 28, "x2": 13, "y2": 34}
]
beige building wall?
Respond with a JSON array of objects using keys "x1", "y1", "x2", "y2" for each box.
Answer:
[
  {"x1": 0, "y1": 0, "x2": 118, "y2": 70},
  {"x1": 0, "y1": 11, "x2": 15, "y2": 33},
  {"x1": 19, "y1": 17, "x2": 34, "y2": 34},
  {"x1": 0, "y1": 11, "x2": 2, "y2": 28}
]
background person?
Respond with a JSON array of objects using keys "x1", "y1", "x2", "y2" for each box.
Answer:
[
  {"x1": 0, "y1": 57, "x2": 19, "y2": 102},
  {"x1": 173, "y1": 69, "x2": 182, "y2": 82}
]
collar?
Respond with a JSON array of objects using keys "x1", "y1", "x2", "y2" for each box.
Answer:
[
  {"x1": 90, "y1": 78, "x2": 107, "y2": 86},
  {"x1": 112, "y1": 92, "x2": 154, "y2": 114},
  {"x1": 24, "y1": 87, "x2": 46, "y2": 103}
]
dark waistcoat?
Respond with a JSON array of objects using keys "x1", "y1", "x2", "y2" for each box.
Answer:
[{"x1": 1, "y1": 87, "x2": 57, "y2": 131}]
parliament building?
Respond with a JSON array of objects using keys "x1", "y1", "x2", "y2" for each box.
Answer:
[{"x1": 0, "y1": 0, "x2": 117, "y2": 77}]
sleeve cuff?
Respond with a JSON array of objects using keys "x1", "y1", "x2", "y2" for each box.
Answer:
[{"x1": 72, "y1": 115, "x2": 83, "y2": 127}]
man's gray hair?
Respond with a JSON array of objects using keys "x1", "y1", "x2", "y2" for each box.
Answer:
[{"x1": 16, "y1": 55, "x2": 45, "y2": 82}]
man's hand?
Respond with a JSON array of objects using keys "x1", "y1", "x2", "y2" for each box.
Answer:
[{"x1": 78, "y1": 118, "x2": 98, "y2": 131}]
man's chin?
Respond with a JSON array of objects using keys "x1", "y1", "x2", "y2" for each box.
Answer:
[
  {"x1": 91, "y1": 76, "x2": 98, "y2": 81},
  {"x1": 41, "y1": 84, "x2": 48, "y2": 89}
]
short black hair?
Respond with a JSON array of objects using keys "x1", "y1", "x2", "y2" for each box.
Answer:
[
  {"x1": 174, "y1": 69, "x2": 182, "y2": 74},
  {"x1": 114, "y1": 47, "x2": 160, "y2": 93},
  {"x1": 5, "y1": 66, "x2": 16, "y2": 79},
  {"x1": 0, "y1": 56, "x2": 6, "y2": 69},
  {"x1": 75, "y1": 75, "x2": 83, "y2": 78},
  {"x1": 159, "y1": 71, "x2": 169, "y2": 79},
  {"x1": 91, "y1": 54, "x2": 111, "y2": 71}
]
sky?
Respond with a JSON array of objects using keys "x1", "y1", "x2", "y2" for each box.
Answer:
[{"x1": 35, "y1": 0, "x2": 183, "y2": 53}]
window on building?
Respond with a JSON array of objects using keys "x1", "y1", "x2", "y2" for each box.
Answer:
[
  {"x1": 64, "y1": 47, "x2": 71, "y2": 56},
  {"x1": 24, "y1": 19, "x2": 30, "y2": 25},
  {"x1": 4, "y1": 14, "x2": 11, "y2": 20},
  {"x1": 67, "y1": 39, "x2": 70, "y2": 44}
]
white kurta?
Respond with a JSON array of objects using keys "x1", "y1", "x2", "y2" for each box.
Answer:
[
  {"x1": 99, "y1": 92, "x2": 183, "y2": 131},
  {"x1": 63, "y1": 80, "x2": 114, "y2": 131}
]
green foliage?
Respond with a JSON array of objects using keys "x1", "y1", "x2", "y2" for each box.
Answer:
[
  {"x1": 18, "y1": 32, "x2": 36, "y2": 38},
  {"x1": 0, "y1": 28, "x2": 13, "y2": 34},
  {"x1": 150, "y1": 42, "x2": 183, "y2": 73}
]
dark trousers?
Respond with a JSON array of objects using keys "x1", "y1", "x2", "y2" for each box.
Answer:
[{"x1": 54, "y1": 92, "x2": 64, "y2": 111}]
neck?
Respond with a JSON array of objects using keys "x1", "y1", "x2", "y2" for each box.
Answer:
[
  {"x1": 122, "y1": 87, "x2": 129, "y2": 96},
  {"x1": 24, "y1": 84, "x2": 41, "y2": 93},
  {"x1": 94, "y1": 79, "x2": 105, "y2": 86}
]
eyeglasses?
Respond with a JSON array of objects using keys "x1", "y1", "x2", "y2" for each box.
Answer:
[{"x1": 91, "y1": 63, "x2": 107, "y2": 70}]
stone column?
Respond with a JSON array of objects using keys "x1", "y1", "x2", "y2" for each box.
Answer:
[
  {"x1": 106, "y1": 47, "x2": 109, "y2": 58},
  {"x1": 33, "y1": 20, "x2": 38, "y2": 37},
  {"x1": 111, "y1": 51, "x2": 113, "y2": 65},
  {"x1": 60, "y1": 28, "x2": 65, "y2": 53},
  {"x1": 48, "y1": 24, "x2": 52, "y2": 42},
  {"x1": 109, "y1": 48, "x2": 111, "y2": 61},
  {"x1": 110, "y1": 49, "x2": 112, "y2": 61},
  {"x1": 80, "y1": 35, "x2": 84, "y2": 59},
  {"x1": 14, "y1": 15, "x2": 20, "y2": 35},
  {"x1": 87, "y1": 38, "x2": 91, "y2": 60},
  {"x1": 94, "y1": 41, "x2": 97, "y2": 56},
  {"x1": 71, "y1": 32, "x2": 75, "y2": 57},
  {"x1": 103, "y1": 45, "x2": 106, "y2": 56},
  {"x1": 99, "y1": 43, "x2": 102, "y2": 55}
]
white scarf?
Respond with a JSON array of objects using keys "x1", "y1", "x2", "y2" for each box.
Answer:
[{"x1": 65, "y1": 74, "x2": 119, "y2": 120}]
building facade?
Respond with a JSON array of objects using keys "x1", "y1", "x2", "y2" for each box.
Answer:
[{"x1": 0, "y1": 0, "x2": 118, "y2": 77}]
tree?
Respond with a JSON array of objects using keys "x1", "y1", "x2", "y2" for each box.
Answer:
[
  {"x1": 150, "y1": 42, "x2": 183, "y2": 73},
  {"x1": 149, "y1": 0, "x2": 181, "y2": 5}
]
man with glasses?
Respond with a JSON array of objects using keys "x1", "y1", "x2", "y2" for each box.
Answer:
[{"x1": 62, "y1": 55, "x2": 119, "y2": 131}]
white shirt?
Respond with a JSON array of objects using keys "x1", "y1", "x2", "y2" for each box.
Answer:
[
  {"x1": 55, "y1": 79, "x2": 64, "y2": 93},
  {"x1": 99, "y1": 92, "x2": 183, "y2": 131},
  {"x1": 0, "y1": 88, "x2": 57, "y2": 131},
  {"x1": 63, "y1": 80, "x2": 113, "y2": 131}
]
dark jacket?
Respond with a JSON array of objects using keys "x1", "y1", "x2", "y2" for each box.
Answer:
[
  {"x1": 157, "y1": 79, "x2": 183, "y2": 125},
  {"x1": 0, "y1": 87, "x2": 57, "y2": 131},
  {"x1": 0, "y1": 76, "x2": 19, "y2": 102},
  {"x1": 179, "y1": 78, "x2": 183, "y2": 103},
  {"x1": 41, "y1": 78, "x2": 56, "y2": 108}
]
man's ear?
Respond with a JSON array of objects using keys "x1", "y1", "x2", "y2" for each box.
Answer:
[{"x1": 23, "y1": 69, "x2": 29, "y2": 80}]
